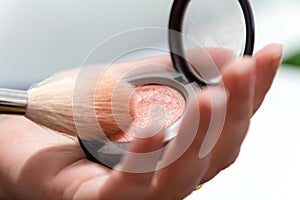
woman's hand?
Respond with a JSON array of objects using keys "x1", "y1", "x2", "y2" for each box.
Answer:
[{"x1": 0, "y1": 44, "x2": 282, "y2": 200}]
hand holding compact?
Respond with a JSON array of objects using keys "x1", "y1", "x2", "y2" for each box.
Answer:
[{"x1": 0, "y1": 44, "x2": 282, "y2": 200}]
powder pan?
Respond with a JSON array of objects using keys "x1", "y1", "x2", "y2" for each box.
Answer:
[{"x1": 78, "y1": 71, "x2": 199, "y2": 168}]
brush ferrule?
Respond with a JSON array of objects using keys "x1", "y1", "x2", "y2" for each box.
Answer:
[{"x1": 0, "y1": 88, "x2": 28, "y2": 115}]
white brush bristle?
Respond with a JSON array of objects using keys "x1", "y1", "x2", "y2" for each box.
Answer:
[{"x1": 26, "y1": 67, "x2": 134, "y2": 140}]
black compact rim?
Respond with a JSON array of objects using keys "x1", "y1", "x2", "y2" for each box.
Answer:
[{"x1": 168, "y1": 0, "x2": 255, "y2": 86}]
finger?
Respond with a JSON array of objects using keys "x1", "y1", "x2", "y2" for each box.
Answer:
[
  {"x1": 253, "y1": 44, "x2": 283, "y2": 114},
  {"x1": 222, "y1": 57, "x2": 256, "y2": 121},
  {"x1": 186, "y1": 47, "x2": 236, "y2": 70},
  {"x1": 73, "y1": 125, "x2": 165, "y2": 200},
  {"x1": 147, "y1": 87, "x2": 228, "y2": 199},
  {"x1": 206, "y1": 48, "x2": 236, "y2": 67},
  {"x1": 104, "y1": 47, "x2": 236, "y2": 79},
  {"x1": 218, "y1": 57, "x2": 256, "y2": 152},
  {"x1": 116, "y1": 124, "x2": 165, "y2": 173},
  {"x1": 202, "y1": 57, "x2": 256, "y2": 182},
  {"x1": 185, "y1": 48, "x2": 236, "y2": 83}
]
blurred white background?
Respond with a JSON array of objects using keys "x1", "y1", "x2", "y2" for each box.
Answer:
[
  {"x1": 0, "y1": 0, "x2": 299, "y2": 199},
  {"x1": 0, "y1": 0, "x2": 171, "y2": 89}
]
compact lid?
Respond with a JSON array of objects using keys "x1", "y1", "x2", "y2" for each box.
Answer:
[{"x1": 168, "y1": 0, "x2": 255, "y2": 86}]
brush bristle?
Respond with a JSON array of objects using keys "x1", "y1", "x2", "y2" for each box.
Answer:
[{"x1": 26, "y1": 67, "x2": 134, "y2": 140}]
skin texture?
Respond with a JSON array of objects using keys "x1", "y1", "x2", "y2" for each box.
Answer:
[{"x1": 0, "y1": 44, "x2": 283, "y2": 200}]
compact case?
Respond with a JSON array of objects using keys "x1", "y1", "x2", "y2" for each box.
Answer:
[{"x1": 78, "y1": 0, "x2": 255, "y2": 168}]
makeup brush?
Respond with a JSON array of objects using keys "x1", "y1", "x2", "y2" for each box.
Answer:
[{"x1": 0, "y1": 67, "x2": 134, "y2": 140}]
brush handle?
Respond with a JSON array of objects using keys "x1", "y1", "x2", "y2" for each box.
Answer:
[{"x1": 0, "y1": 88, "x2": 28, "y2": 115}]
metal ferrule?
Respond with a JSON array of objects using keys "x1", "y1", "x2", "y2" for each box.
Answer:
[{"x1": 0, "y1": 88, "x2": 28, "y2": 115}]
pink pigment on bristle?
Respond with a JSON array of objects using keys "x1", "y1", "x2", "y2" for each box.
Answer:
[{"x1": 108, "y1": 85, "x2": 185, "y2": 142}]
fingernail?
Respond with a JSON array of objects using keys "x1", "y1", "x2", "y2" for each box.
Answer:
[
  {"x1": 233, "y1": 57, "x2": 257, "y2": 106},
  {"x1": 235, "y1": 56, "x2": 256, "y2": 76},
  {"x1": 271, "y1": 44, "x2": 284, "y2": 61}
]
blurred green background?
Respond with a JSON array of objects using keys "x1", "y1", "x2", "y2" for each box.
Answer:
[{"x1": 283, "y1": 50, "x2": 300, "y2": 66}]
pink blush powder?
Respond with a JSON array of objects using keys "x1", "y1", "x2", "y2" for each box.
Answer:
[{"x1": 108, "y1": 85, "x2": 185, "y2": 142}]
